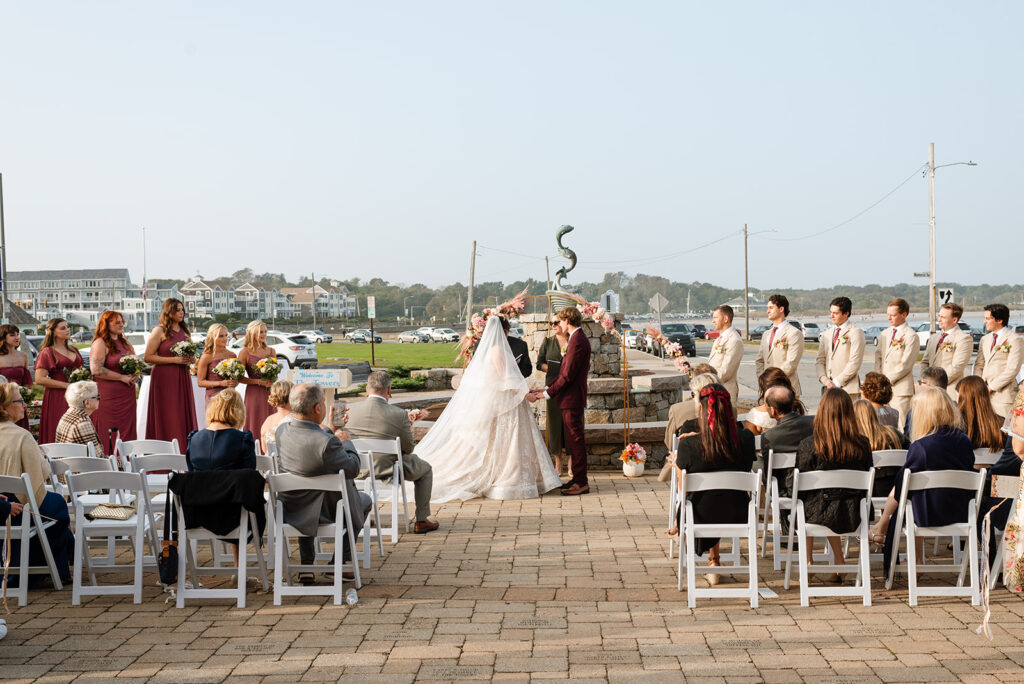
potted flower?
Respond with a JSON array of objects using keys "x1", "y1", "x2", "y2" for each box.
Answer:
[{"x1": 620, "y1": 442, "x2": 647, "y2": 478}]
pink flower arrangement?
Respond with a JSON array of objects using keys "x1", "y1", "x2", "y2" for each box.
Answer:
[
  {"x1": 674, "y1": 358, "x2": 691, "y2": 375},
  {"x1": 601, "y1": 316, "x2": 615, "y2": 331},
  {"x1": 458, "y1": 287, "x2": 530, "y2": 363},
  {"x1": 620, "y1": 442, "x2": 647, "y2": 464}
]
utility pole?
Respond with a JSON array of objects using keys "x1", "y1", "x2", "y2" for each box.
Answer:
[
  {"x1": 928, "y1": 143, "x2": 936, "y2": 335},
  {"x1": 687, "y1": 288, "x2": 691, "y2": 315},
  {"x1": 0, "y1": 173, "x2": 7, "y2": 323},
  {"x1": 545, "y1": 256, "x2": 551, "y2": 290},
  {"x1": 142, "y1": 226, "x2": 148, "y2": 331},
  {"x1": 311, "y1": 272, "x2": 316, "y2": 330},
  {"x1": 466, "y1": 240, "x2": 477, "y2": 325},
  {"x1": 743, "y1": 224, "x2": 750, "y2": 341}
]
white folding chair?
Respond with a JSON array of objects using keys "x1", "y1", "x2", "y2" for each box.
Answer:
[
  {"x1": 974, "y1": 448, "x2": 1002, "y2": 467},
  {"x1": 40, "y1": 442, "x2": 97, "y2": 459},
  {"x1": 47, "y1": 456, "x2": 116, "y2": 505},
  {"x1": 885, "y1": 469, "x2": 985, "y2": 606},
  {"x1": 173, "y1": 481, "x2": 270, "y2": 609},
  {"x1": 0, "y1": 474, "x2": 65, "y2": 605},
  {"x1": 66, "y1": 471, "x2": 148, "y2": 605},
  {"x1": 114, "y1": 438, "x2": 181, "y2": 471},
  {"x1": 132, "y1": 454, "x2": 188, "y2": 563},
  {"x1": 268, "y1": 472, "x2": 361, "y2": 605},
  {"x1": 351, "y1": 437, "x2": 410, "y2": 545},
  {"x1": 871, "y1": 449, "x2": 907, "y2": 511},
  {"x1": 677, "y1": 469, "x2": 761, "y2": 607},
  {"x1": 987, "y1": 474, "x2": 1021, "y2": 589},
  {"x1": 783, "y1": 468, "x2": 874, "y2": 606},
  {"x1": 667, "y1": 434, "x2": 680, "y2": 558},
  {"x1": 760, "y1": 450, "x2": 797, "y2": 569}
]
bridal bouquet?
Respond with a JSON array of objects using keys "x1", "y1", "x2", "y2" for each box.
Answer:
[
  {"x1": 170, "y1": 340, "x2": 198, "y2": 358},
  {"x1": 18, "y1": 384, "x2": 34, "y2": 403},
  {"x1": 620, "y1": 442, "x2": 647, "y2": 464},
  {"x1": 254, "y1": 356, "x2": 282, "y2": 382},
  {"x1": 213, "y1": 358, "x2": 246, "y2": 381},
  {"x1": 118, "y1": 355, "x2": 148, "y2": 376},
  {"x1": 66, "y1": 366, "x2": 92, "y2": 383}
]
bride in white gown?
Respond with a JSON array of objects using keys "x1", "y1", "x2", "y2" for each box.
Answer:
[{"x1": 417, "y1": 316, "x2": 562, "y2": 502}]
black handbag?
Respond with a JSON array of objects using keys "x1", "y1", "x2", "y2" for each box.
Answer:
[{"x1": 158, "y1": 495, "x2": 178, "y2": 585}]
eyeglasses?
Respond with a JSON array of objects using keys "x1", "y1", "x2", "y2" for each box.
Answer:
[
  {"x1": 90, "y1": 395, "x2": 101, "y2": 400},
  {"x1": 11, "y1": 399, "x2": 25, "y2": 405}
]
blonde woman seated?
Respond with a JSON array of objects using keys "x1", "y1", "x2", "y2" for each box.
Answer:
[
  {"x1": 259, "y1": 380, "x2": 293, "y2": 448},
  {"x1": 660, "y1": 369, "x2": 720, "y2": 482},
  {"x1": 852, "y1": 398, "x2": 907, "y2": 497},
  {"x1": 186, "y1": 389, "x2": 257, "y2": 473},
  {"x1": 56, "y1": 380, "x2": 105, "y2": 456}
]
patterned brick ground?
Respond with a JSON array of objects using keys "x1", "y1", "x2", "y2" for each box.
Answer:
[{"x1": 3, "y1": 473, "x2": 1023, "y2": 682}]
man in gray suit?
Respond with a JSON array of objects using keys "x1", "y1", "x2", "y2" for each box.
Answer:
[
  {"x1": 345, "y1": 371, "x2": 439, "y2": 533},
  {"x1": 761, "y1": 386, "x2": 813, "y2": 498},
  {"x1": 275, "y1": 383, "x2": 372, "y2": 580}
]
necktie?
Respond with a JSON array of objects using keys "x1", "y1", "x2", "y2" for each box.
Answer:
[
  {"x1": 992, "y1": 333, "x2": 998, "y2": 352},
  {"x1": 936, "y1": 332, "x2": 947, "y2": 349},
  {"x1": 768, "y1": 326, "x2": 777, "y2": 349},
  {"x1": 890, "y1": 328, "x2": 898, "y2": 346},
  {"x1": 832, "y1": 327, "x2": 840, "y2": 350}
]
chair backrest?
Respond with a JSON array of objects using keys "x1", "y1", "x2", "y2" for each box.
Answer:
[
  {"x1": 117, "y1": 438, "x2": 181, "y2": 457},
  {"x1": 255, "y1": 454, "x2": 276, "y2": 474},
  {"x1": 40, "y1": 442, "x2": 95, "y2": 459},
  {"x1": 254, "y1": 437, "x2": 262, "y2": 456},
  {"x1": 66, "y1": 470, "x2": 144, "y2": 496},
  {"x1": 52, "y1": 456, "x2": 114, "y2": 475},
  {"x1": 792, "y1": 468, "x2": 874, "y2": 497},
  {"x1": 904, "y1": 469, "x2": 984, "y2": 494},
  {"x1": 267, "y1": 472, "x2": 347, "y2": 498},
  {"x1": 973, "y1": 448, "x2": 1002, "y2": 466},
  {"x1": 767, "y1": 450, "x2": 797, "y2": 473},
  {"x1": 130, "y1": 453, "x2": 188, "y2": 475},
  {"x1": 680, "y1": 469, "x2": 761, "y2": 495},
  {"x1": 0, "y1": 473, "x2": 32, "y2": 499},
  {"x1": 872, "y1": 449, "x2": 908, "y2": 468},
  {"x1": 351, "y1": 437, "x2": 401, "y2": 456}
]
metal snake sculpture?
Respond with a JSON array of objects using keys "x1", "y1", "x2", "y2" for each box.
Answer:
[{"x1": 554, "y1": 224, "x2": 577, "y2": 290}]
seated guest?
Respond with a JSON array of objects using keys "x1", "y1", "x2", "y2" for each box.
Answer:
[
  {"x1": 761, "y1": 385, "x2": 814, "y2": 497},
  {"x1": 0, "y1": 383, "x2": 73, "y2": 584},
  {"x1": 870, "y1": 387, "x2": 975, "y2": 568},
  {"x1": 345, "y1": 371, "x2": 438, "y2": 534},
  {"x1": 793, "y1": 389, "x2": 873, "y2": 582},
  {"x1": 746, "y1": 367, "x2": 805, "y2": 436},
  {"x1": 853, "y1": 398, "x2": 908, "y2": 497},
  {"x1": 660, "y1": 369, "x2": 719, "y2": 482},
  {"x1": 275, "y1": 383, "x2": 371, "y2": 583},
  {"x1": 977, "y1": 388, "x2": 1024, "y2": 561},
  {"x1": 260, "y1": 380, "x2": 293, "y2": 449},
  {"x1": 668, "y1": 383, "x2": 755, "y2": 586},
  {"x1": 861, "y1": 372, "x2": 900, "y2": 429},
  {"x1": 187, "y1": 389, "x2": 257, "y2": 472},
  {"x1": 56, "y1": 380, "x2": 105, "y2": 456},
  {"x1": 904, "y1": 367, "x2": 948, "y2": 441},
  {"x1": 957, "y1": 375, "x2": 1005, "y2": 454}
]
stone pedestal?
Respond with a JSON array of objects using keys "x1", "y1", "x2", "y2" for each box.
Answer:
[{"x1": 519, "y1": 312, "x2": 623, "y2": 378}]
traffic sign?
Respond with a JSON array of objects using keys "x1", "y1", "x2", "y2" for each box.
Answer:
[
  {"x1": 367, "y1": 295, "x2": 376, "y2": 319},
  {"x1": 648, "y1": 293, "x2": 670, "y2": 313},
  {"x1": 937, "y1": 288, "x2": 954, "y2": 305}
]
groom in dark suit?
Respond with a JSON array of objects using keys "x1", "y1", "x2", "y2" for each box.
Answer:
[{"x1": 528, "y1": 306, "x2": 591, "y2": 495}]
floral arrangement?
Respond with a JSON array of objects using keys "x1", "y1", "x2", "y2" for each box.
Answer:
[
  {"x1": 644, "y1": 324, "x2": 691, "y2": 375},
  {"x1": 567, "y1": 294, "x2": 617, "y2": 333},
  {"x1": 170, "y1": 340, "x2": 198, "y2": 358},
  {"x1": 118, "y1": 355, "x2": 148, "y2": 376},
  {"x1": 18, "y1": 384, "x2": 34, "y2": 403},
  {"x1": 407, "y1": 408, "x2": 430, "y2": 422},
  {"x1": 458, "y1": 287, "x2": 529, "y2": 363},
  {"x1": 254, "y1": 356, "x2": 282, "y2": 382},
  {"x1": 189, "y1": 360, "x2": 200, "y2": 376},
  {"x1": 620, "y1": 442, "x2": 647, "y2": 464},
  {"x1": 891, "y1": 336, "x2": 906, "y2": 350},
  {"x1": 213, "y1": 358, "x2": 247, "y2": 380},
  {"x1": 774, "y1": 337, "x2": 790, "y2": 350},
  {"x1": 65, "y1": 366, "x2": 92, "y2": 383},
  {"x1": 998, "y1": 341, "x2": 1013, "y2": 354},
  {"x1": 839, "y1": 332, "x2": 850, "y2": 345},
  {"x1": 940, "y1": 341, "x2": 954, "y2": 352}
]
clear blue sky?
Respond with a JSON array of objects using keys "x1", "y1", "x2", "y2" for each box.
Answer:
[{"x1": 1, "y1": 2, "x2": 1018, "y2": 291}]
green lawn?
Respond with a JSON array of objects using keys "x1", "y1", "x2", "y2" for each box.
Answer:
[{"x1": 318, "y1": 342, "x2": 462, "y2": 369}]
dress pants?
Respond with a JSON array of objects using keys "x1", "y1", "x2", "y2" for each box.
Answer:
[
  {"x1": 891, "y1": 395, "x2": 912, "y2": 433},
  {"x1": 562, "y1": 406, "x2": 587, "y2": 486},
  {"x1": 298, "y1": 492, "x2": 371, "y2": 565}
]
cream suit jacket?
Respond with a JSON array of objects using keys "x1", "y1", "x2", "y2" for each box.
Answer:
[
  {"x1": 974, "y1": 329, "x2": 1024, "y2": 418},
  {"x1": 922, "y1": 326, "x2": 972, "y2": 397},
  {"x1": 814, "y1": 322, "x2": 865, "y2": 395},
  {"x1": 755, "y1": 322, "x2": 804, "y2": 397},
  {"x1": 708, "y1": 328, "x2": 744, "y2": 402},
  {"x1": 874, "y1": 325, "x2": 919, "y2": 397}
]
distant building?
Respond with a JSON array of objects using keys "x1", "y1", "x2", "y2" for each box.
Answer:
[
  {"x1": 280, "y1": 285, "x2": 356, "y2": 319},
  {"x1": 723, "y1": 292, "x2": 767, "y2": 315},
  {"x1": 600, "y1": 289, "x2": 620, "y2": 313}
]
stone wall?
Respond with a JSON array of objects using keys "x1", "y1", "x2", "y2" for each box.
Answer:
[
  {"x1": 519, "y1": 312, "x2": 623, "y2": 378},
  {"x1": 410, "y1": 367, "x2": 462, "y2": 391}
]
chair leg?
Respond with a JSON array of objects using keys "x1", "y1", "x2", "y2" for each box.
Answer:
[
  {"x1": 797, "y1": 513, "x2": 810, "y2": 607},
  {"x1": 685, "y1": 524, "x2": 697, "y2": 608},
  {"x1": 906, "y1": 514, "x2": 918, "y2": 607},
  {"x1": 236, "y1": 514, "x2": 248, "y2": 609},
  {"x1": 71, "y1": 525, "x2": 84, "y2": 606},
  {"x1": 176, "y1": 526, "x2": 188, "y2": 609},
  {"x1": 33, "y1": 512, "x2": 64, "y2": 591},
  {"x1": 968, "y1": 528, "x2": 981, "y2": 606},
  {"x1": 273, "y1": 523, "x2": 284, "y2": 606},
  {"x1": 132, "y1": 522, "x2": 144, "y2": 604},
  {"x1": 860, "y1": 527, "x2": 872, "y2": 607},
  {"x1": 748, "y1": 520, "x2": 759, "y2": 608},
  {"x1": 250, "y1": 513, "x2": 270, "y2": 592},
  {"x1": 989, "y1": 539, "x2": 1004, "y2": 591}
]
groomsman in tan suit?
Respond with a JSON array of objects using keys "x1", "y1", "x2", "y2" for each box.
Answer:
[
  {"x1": 921, "y1": 302, "x2": 973, "y2": 399},
  {"x1": 874, "y1": 297, "x2": 919, "y2": 431},
  {"x1": 754, "y1": 294, "x2": 804, "y2": 398},
  {"x1": 974, "y1": 303, "x2": 1024, "y2": 419},
  {"x1": 707, "y1": 304, "x2": 744, "y2": 403},
  {"x1": 815, "y1": 296, "x2": 865, "y2": 398}
]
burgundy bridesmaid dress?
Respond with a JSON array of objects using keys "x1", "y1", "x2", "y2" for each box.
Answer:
[
  {"x1": 145, "y1": 327, "x2": 197, "y2": 448},
  {"x1": 35, "y1": 346, "x2": 84, "y2": 444},
  {"x1": 203, "y1": 357, "x2": 226, "y2": 401},
  {"x1": 0, "y1": 364, "x2": 33, "y2": 431},
  {"x1": 243, "y1": 351, "x2": 273, "y2": 437},
  {"x1": 90, "y1": 337, "x2": 138, "y2": 451}
]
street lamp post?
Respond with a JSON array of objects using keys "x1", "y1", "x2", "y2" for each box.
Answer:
[{"x1": 927, "y1": 143, "x2": 977, "y2": 334}]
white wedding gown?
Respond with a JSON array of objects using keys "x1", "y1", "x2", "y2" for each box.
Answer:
[{"x1": 417, "y1": 317, "x2": 562, "y2": 502}]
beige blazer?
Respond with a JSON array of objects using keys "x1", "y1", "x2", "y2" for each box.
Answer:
[
  {"x1": 708, "y1": 328, "x2": 744, "y2": 402},
  {"x1": 874, "y1": 325, "x2": 919, "y2": 397},
  {"x1": 345, "y1": 396, "x2": 419, "y2": 481},
  {"x1": 755, "y1": 322, "x2": 804, "y2": 397},
  {"x1": 974, "y1": 329, "x2": 1024, "y2": 418},
  {"x1": 814, "y1": 322, "x2": 865, "y2": 394},
  {"x1": 922, "y1": 326, "x2": 972, "y2": 395}
]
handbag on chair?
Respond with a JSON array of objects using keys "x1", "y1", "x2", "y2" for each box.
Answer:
[{"x1": 158, "y1": 495, "x2": 179, "y2": 586}]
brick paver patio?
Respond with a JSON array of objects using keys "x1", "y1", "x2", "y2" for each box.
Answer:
[{"x1": 3, "y1": 473, "x2": 1023, "y2": 682}]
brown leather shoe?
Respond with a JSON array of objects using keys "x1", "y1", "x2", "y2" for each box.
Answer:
[
  {"x1": 413, "y1": 519, "x2": 440, "y2": 534},
  {"x1": 561, "y1": 483, "x2": 590, "y2": 496}
]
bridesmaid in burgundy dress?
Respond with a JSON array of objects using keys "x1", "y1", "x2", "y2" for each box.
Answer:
[
  {"x1": 196, "y1": 323, "x2": 240, "y2": 401},
  {"x1": 143, "y1": 299, "x2": 197, "y2": 448},
  {"x1": 238, "y1": 320, "x2": 274, "y2": 439},
  {"x1": 34, "y1": 318, "x2": 85, "y2": 444},
  {"x1": 0, "y1": 324, "x2": 33, "y2": 431},
  {"x1": 89, "y1": 311, "x2": 141, "y2": 451}
]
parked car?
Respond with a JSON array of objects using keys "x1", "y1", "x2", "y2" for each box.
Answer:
[
  {"x1": 230, "y1": 326, "x2": 246, "y2": 339},
  {"x1": 912, "y1": 323, "x2": 935, "y2": 350},
  {"x1": 190, "y1": 332, "x2": 207, "y2": 347},
  {"x1": 300, "y1": 329, "x2": 333, "y2": 343},
  {"x1": 656, "y1": 323, "x2": 697, "y2": 357},
  {"x1": 397, "y1": 330, "x2": 430, "y2": 343},
  {"x1": 802, "y1": 322, "x2": 821, "y2": 340},
  {"x1": 431, "y1": 328, "x2": 460, "y2": 343},
  {"x1": 124, "y1": 332, "x2": 150, "y2": 351},
  {"x1": 509, "y1": 326, "x2": 524, "y2": 338},
  {"x1": 748, "y1": 325, "x2": 770, "y2": 341},
  {"x1": 415, "y1": 327, "x2": 437, "y2": 340},
  {"x1": 72, "y1": 330, "x2": 93, "y2": 342},
  {"x1": 863, "y1": 325, "x2": 885, "y2": 345},
  {"x1": 345, "y1": 329, "x2": 382, "y2": 344},
  {"x1": 624, "y1": 329, "x2": 640, "y2": 349},
  {"x1": 691, "y1": 324, "x2": 708, "y2": 339},
  {"x1": 18, "y1": 335, "x2": 44, "y2": 366},
  {"x1": 230, "y1": 332, "x2": 317, "y2": 367}
]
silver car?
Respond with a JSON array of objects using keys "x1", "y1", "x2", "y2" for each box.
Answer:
[{"x1": 397, "y1": 330, "x2": 430, "y2": 343}]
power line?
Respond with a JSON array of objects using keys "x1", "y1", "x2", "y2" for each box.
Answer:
[{"x1": 578, "y1": 229, "x2": 745, "y2": 266}]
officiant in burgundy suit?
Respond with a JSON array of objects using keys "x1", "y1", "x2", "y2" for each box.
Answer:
[{"x1": 528, "y1": 306, "x2": 591, "y2": 496}]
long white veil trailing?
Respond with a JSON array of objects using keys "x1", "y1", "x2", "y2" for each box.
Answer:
[{"x1": 417, "y1": 316, "x2": 560, "y2": 501}]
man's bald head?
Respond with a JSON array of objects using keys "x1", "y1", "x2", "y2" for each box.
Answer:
[{"x1": 765, "y1": 385, "x2": 795, "y2": 416}]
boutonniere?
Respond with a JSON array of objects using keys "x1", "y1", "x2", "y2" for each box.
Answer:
[
  {"x1": 774, "y1": 338, "x2": 789, "y2": 350},
  {"x1": 892, "y1": 336, "x2": 906, "y2": 350},
  {"x1": 840, "y1": 332, "x2": 850, "y2": 345},
  {"x1": 940, "y1": 341, "x2": 954, "y2": 352},
  {"x1": 713, "y1": 340, "x2": 727, "y2": 353},
  {"x1": 997, "y1": 341, "x2": 1012, "y2": 353}
]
